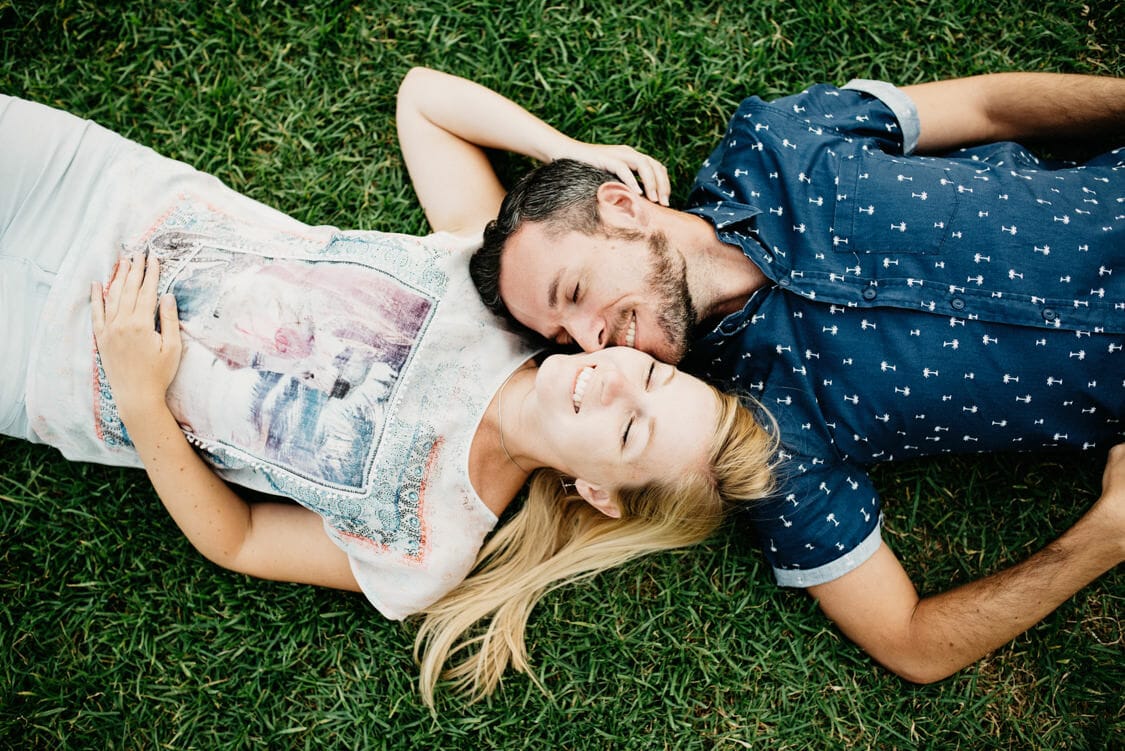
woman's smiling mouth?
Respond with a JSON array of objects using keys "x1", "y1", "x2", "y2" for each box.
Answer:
[{"x1": 572, "y1": 366, "x2": 595, "y2": 413}]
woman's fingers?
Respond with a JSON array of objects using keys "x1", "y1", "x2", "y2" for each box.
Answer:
[
  {"x1": 90, "y1": 281, "x2": 106, "y2": 335},
  {"x1": 121, "y1": 252, "x2": 148, "y2": 312},
  {"x1": 101, "y1": 256, "x2": 128, "y2": 319},
  {"x1": 102, "y1": 252, "x2": 161, "y2": 321},
  {"x1": 603, "y1": 146, "x2": 671, "y2": 206},
  {"x1": 556, "y1": 142, "x2": 671, "y2": 206},
  {"x1": 632, "y1": 154, "x2": 670, "y2": 206},
  {"x1": 159, "y1": 293, "x2": 182, "y2": 357},
  {"x1": 90, "y1": 256, "x2": 182, "y2": 399},
  {"x1": 649, "y1": 158, "x2": 671, "y2": 206},
  {"x1": 139, "y1": 254, "x2": 161, "y2": 308},
  {"x1": 93, "y1": 253, "x2": 165, "y2": 348},
  {"x1": 604, "y1": 154, "x2": 643, "y2": 196}
]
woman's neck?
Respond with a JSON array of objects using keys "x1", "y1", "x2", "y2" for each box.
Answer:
[{"x1": 468, "y1": 359, "x2": 539, "y2": 516}]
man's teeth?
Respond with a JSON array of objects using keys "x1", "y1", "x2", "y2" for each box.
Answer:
[
  {"x1": 572, "y1": 366, "x2": 595, "y2": 413},
  {"x1": 625, "y1": 316, "x2": 636, "y2": 348}
]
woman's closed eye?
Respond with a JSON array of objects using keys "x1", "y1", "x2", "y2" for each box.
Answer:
[{"x1": 623, "y1": 363, "x2": 655, "y2": 446}]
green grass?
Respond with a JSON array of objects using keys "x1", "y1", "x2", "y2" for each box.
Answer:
[{"x1": 1, "y1": 0, "x2": 1122, "y2": 748}]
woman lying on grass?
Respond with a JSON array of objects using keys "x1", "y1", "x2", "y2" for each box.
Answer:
[{"x1": 0, "y1": 68, "x2": 776, "y2": 704}]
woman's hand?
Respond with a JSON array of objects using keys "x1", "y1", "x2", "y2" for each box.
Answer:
[
  {"x1": 90, "y1": 254, "x2": 183, "y2": 421},
  {"x1": 550, "y1": 140, "x2": 671, "y2": 206}
]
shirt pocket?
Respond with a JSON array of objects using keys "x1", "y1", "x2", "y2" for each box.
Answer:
[{"x1": 832, "y1": 150, "x2": 960, "y2": 255}]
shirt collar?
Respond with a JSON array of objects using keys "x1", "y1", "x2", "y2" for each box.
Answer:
[{"x1": 686, "y1": 199, "x2": 761, "y2": 234}]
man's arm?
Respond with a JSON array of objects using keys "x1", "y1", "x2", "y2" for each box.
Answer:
[
  {"x1": 91, "y1": 255, "x2": 360, "y2": 591},
  {"x1": 395, "y1": 66, "x2": 669, "y2": 236},
  {"x1": 809, "y1": 445, "x2": 1125, "y2": 683},
  {"x1": 901, "y1": 72, "x2": 1125, "y2": 154}
]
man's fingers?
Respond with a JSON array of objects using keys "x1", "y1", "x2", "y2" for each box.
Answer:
[{"x1": 1103, "y1": 443, "x2": 1125, "y2": 487}]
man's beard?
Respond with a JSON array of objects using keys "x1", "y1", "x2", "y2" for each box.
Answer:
[{"x1": 645, "y1": 230, "x2": 695, "y2": 363}]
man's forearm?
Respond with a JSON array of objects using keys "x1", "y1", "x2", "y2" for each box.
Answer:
[
  {"x1": 815, "y1": 450, "x2": 1125, "y2": 684},
  {"x1": 903, "y1": 507, "x2": 1120, "y2": 682},
  {"x1": 982, "y1": 72, "x2": 1125, "y2": 143},
  {"x1": 905, "y1": 72, "x2": 1125, "y2": 153}
]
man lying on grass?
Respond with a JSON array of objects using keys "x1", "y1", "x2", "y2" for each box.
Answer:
[{"x1": 469, "y1": 69, "x2": 1125, "y2": 683}]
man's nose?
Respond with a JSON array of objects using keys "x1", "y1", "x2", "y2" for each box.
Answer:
[{"x1": 568, "y1": 310, "x2": 607, "y2": 352}]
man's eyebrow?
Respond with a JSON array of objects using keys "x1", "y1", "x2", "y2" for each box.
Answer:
[{"x1": 547, "y1": 273, "x2": 561, "y2": 309}]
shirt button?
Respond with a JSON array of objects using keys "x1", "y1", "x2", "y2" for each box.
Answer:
[
  {"x1": 950, "y1": 298, "x2": 965, "y2": 310},
  {"x1": 778, "y1": 277, "x2": 791, "y2": 288},
  {"x1": 862, "y1": 286, "x2": 877, "y2": 301},
  {"x1": 1042, "y1": 308, "x2": 1057, "y2": 321}
]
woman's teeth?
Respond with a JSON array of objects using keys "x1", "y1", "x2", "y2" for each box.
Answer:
[
  {"x1": 625, "y1": 316, "x2": 636, "y2": 348},
  {"x1": 572, "y1": 366, "x2": 595, "y2": 413}
]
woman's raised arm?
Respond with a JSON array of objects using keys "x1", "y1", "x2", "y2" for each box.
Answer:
[
  {"x1": 90, "y1": 254, "x2": 359, "y2": 591},
  {"x1": 396, "y1": 66, "x2": 669, "y2": 236}
]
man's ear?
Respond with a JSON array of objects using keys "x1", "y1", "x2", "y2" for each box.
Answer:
[
  {"x1": 574, "y1": 479, "x2": 621, "y2": 518},
  {"x1": 595, "y1": 181, "x2": 649, "y2": 231}
]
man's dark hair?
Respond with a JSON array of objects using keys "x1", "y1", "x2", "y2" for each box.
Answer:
[{"x1": 470, "y1": 159, "x2": 620, "y2": 338}]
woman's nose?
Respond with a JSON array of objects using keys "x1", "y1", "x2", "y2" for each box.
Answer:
[{"x1": 598, "y1": 367, "x2": 627, "y2": 405}]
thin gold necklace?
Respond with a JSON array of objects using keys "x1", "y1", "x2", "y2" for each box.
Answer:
[{"x1": 497, "y1": 366, "x2": 532, "y2": 474}]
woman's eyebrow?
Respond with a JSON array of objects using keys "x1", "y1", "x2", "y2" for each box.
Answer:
[{"x1": 640, "y1": 417, "x2": 655, "y2": 457}]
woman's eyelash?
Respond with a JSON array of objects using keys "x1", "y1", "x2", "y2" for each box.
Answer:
[
  {"x1": 645, "y1": 362, "x2": 654, "y2": 389},
  {"x1": 571, "y1": 284, "x2": 579, "y2": 303},
  {"x1": 622, "y1": 417, "x2": 634, "y2": 446}
]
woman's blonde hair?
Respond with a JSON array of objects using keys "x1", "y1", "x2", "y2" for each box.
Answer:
[{"x1": 413, "y1": 386, "x2": 776, "y2": 707}]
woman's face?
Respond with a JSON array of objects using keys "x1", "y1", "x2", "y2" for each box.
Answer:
[{"x1": 532, "y1": 347, "x2": 719, "y2": 492}]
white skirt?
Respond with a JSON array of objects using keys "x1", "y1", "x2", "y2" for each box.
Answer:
[{"x1": 2, "y1": 96, "x2": 108, "y2": 438}]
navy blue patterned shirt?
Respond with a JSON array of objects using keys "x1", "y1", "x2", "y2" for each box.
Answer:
[{"x1": 681, "y1": 80, "x2": 1125, "y2": 587}]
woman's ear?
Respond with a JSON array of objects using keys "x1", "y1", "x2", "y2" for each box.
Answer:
[{"x1": 574, "y1": 479, "x2": 621, "y2": 518}]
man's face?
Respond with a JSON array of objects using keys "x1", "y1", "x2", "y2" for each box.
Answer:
[{"x1": 498, "y1": 222, "x2": 696, "y2": 364}]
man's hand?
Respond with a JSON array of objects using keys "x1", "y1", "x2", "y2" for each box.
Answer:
[
  {"x1": 90, "y1": 254, "x2": 182, "y2": 421},
  {"x1": 1093, "y1": 443, "x2": 1125, "y2": 561}
]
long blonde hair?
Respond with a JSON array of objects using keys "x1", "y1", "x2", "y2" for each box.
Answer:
[{"x1": 413, "y1": 386, "x2": 776, "y2": 707}]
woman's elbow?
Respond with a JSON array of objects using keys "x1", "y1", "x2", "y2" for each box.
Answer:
[{"x1": 397, "y1": 66, "x2": 436, "y2": 106}]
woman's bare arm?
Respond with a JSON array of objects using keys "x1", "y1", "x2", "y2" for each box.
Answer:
[
  {"x1": 396, "y1": 66, "x2": 669, "y2": 236},
  {"x1": 90, "y1": 254, "x2": 359, "y2": 590}
]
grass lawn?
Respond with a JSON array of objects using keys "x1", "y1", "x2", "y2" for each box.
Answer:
[{"x1": 1, "y1": 1, "x2": 1122, "y2": 748}]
